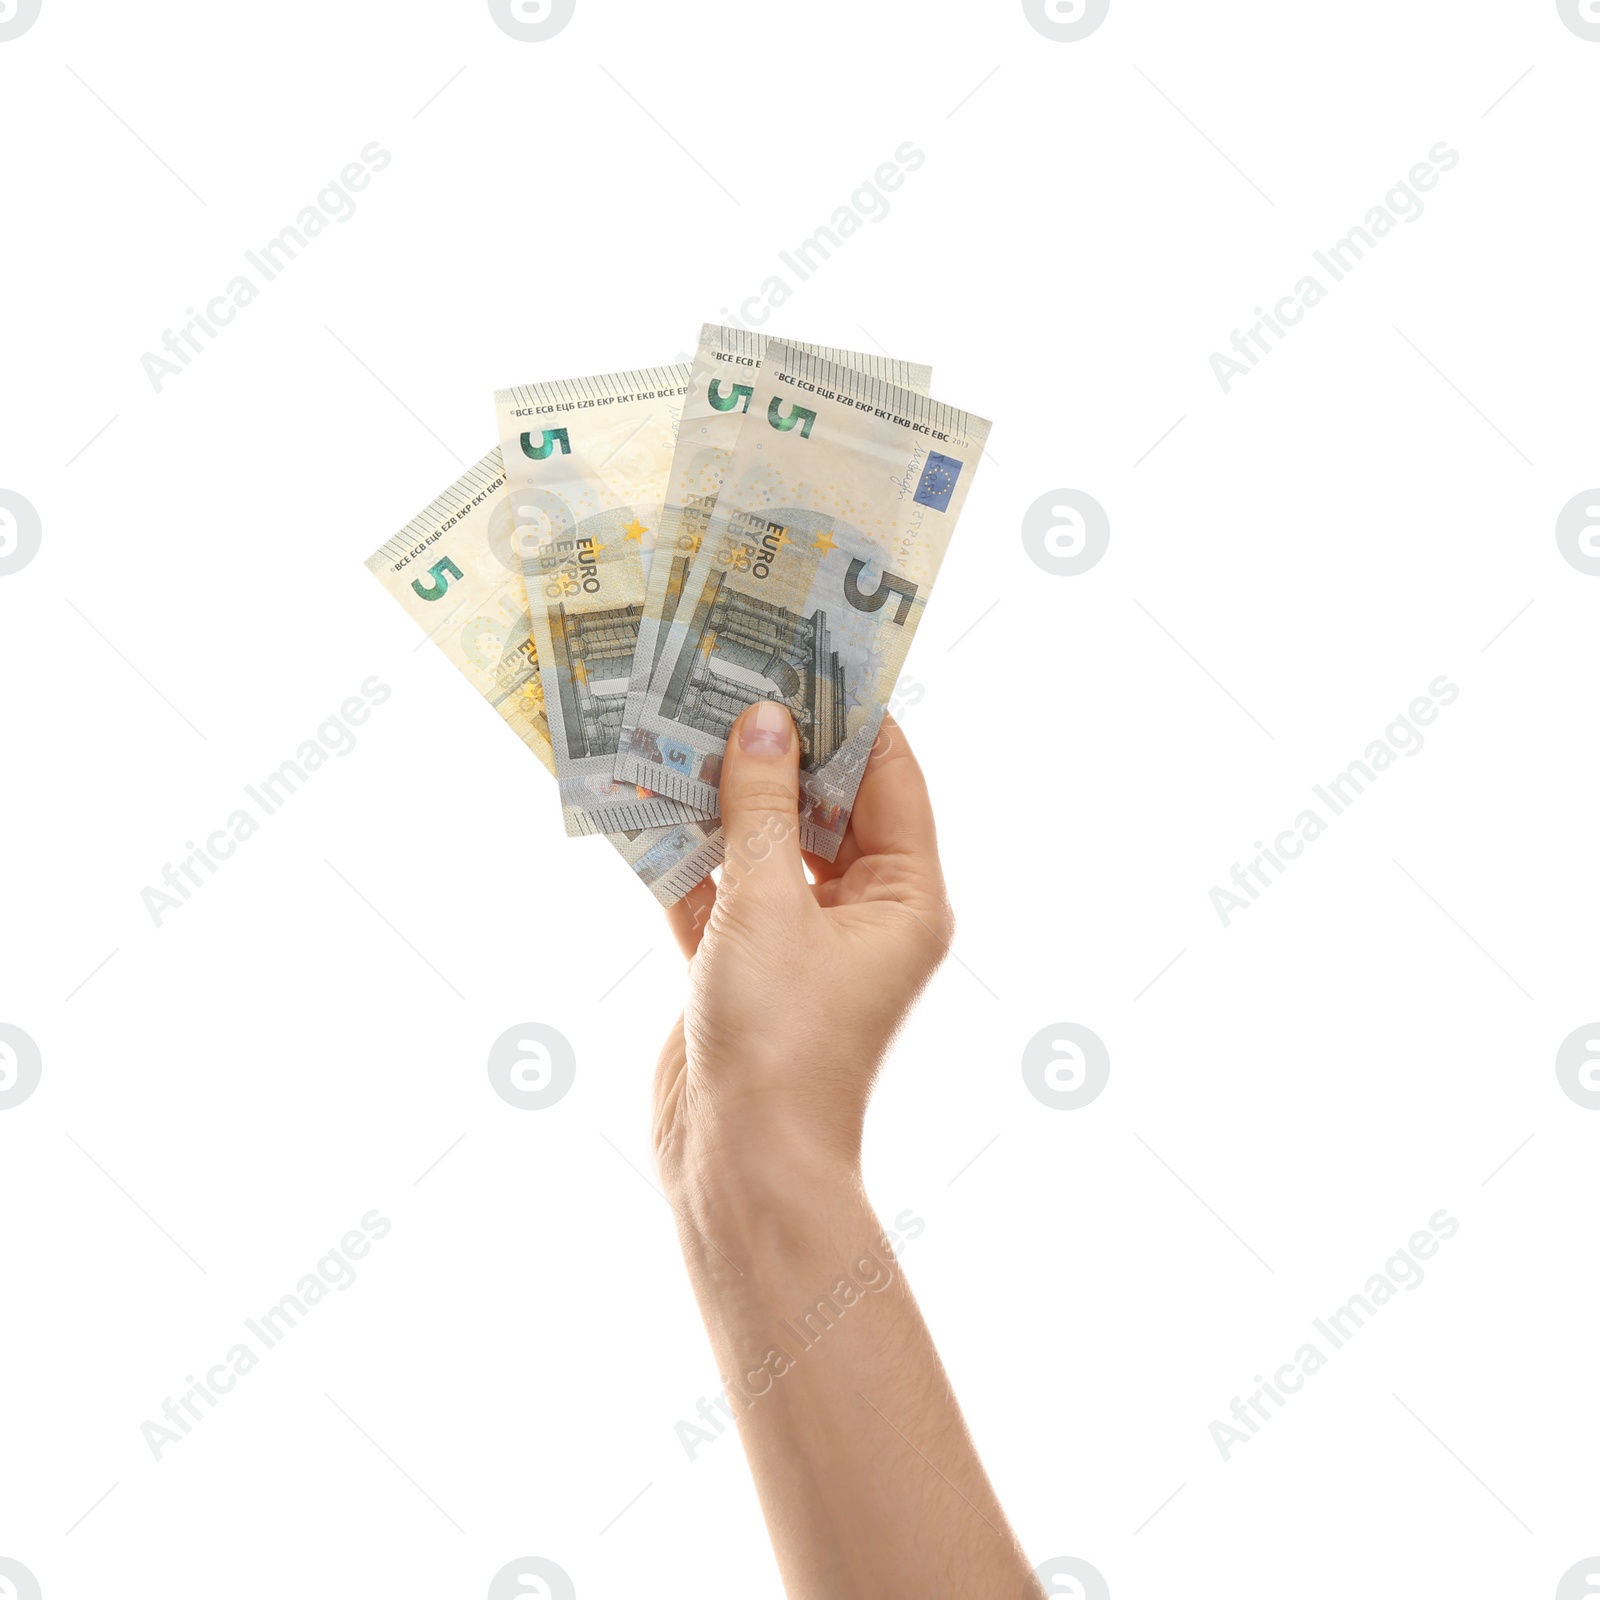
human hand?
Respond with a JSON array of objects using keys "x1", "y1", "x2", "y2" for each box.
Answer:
[
  {"x1": 650, "y1": 705, "x2": 1035, "y2": 1596},
  {"x1": 652, "y1": 701, "x2": 954, "y2": 1200}
]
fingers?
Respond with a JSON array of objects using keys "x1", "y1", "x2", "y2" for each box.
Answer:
[
  {"x1": 829, "y1": 713, "x2": 942, "y2": 875},
  {"x1": 669, "y1": 711, "x2": 937, "y2": 933},
  {"x1": 665, "y1": 875, "x2": 717, "y2": 960},
  {"x1": 717, "y1": 701, "x2": 809, "y2": 904},
  {"x1": 800, "y1": 847, "x2": 844, "y2": 885}
]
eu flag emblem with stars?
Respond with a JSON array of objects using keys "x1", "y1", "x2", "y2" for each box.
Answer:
[{"x1": 913, "y1": 452, "x2": 962, "y2": 512}]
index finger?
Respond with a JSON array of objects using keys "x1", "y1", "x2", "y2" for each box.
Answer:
[
  {"x1": 820, "y1": 713, "x2": 941, "y2": 877},
  {"x1": 664, "y1": 874, "x2": 717, "y2": 960}
]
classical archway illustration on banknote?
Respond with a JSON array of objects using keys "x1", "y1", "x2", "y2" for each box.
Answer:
[{"x1": 657, "y1": 569, "x2": 848, "y2": 772}]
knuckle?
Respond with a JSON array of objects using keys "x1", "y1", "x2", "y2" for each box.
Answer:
[{"x1": 728, "y1": 776, "x2": 799, "y2": 815}]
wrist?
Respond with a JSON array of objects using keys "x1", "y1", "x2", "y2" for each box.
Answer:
[
  {"x1": 664, "y1": 1128, "x2": 866, "y2": 1273},
  {"x1": 659, "y1": 1082, "x2": 866, "y2": 1203},
  {"x1": 670, "y1": 1164, "x2": 896, "y2": 1379},
  {"x1": 667, "y1": 1124, "x2": 860, "y2": 1217}
]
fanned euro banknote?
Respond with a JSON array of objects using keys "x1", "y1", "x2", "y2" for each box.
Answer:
[
  {"x1": 492, "y1": 367, "x2": 718, "y2": 838},
  {"x1": 618, "y1": 323, "x2": 931, "y2": 767},
  {"x1": 613, "y1": 341, "x2": 990, "y2": 859},
  {"x1": 364, "y1": 449, "x2": 724, "y2": 905}
]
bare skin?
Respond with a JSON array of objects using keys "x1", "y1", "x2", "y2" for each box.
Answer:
[{"x1": 654, "y1": 700, "x2": 1038, "y2": 1599}]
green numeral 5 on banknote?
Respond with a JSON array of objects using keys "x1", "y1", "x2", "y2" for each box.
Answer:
[
  {"x1": 767, "y1": 398, "x2": 816, "y2": 437},
  {"x1": 707, "y1": 379, "x2": 753, "y2": 413},
  {"x1": 411, "y1": 555, "x2": 463, "y2": 601},
  {"x1": 520, "y1": 427, "x2": 571, "y2": 460}
]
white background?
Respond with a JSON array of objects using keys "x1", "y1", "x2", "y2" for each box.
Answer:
[{"x1": 2, "y1": 2, "x2": 1597, "y2": 1596}]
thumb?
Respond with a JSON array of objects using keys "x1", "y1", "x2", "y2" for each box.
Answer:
[{"x1": 717, "y1": 700, "x2": 808, "y2": 901}]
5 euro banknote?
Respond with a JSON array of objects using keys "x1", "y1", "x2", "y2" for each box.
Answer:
[
  {"x1": 493, "y1": 366, "x2": 716, "y2": 838},
  {"x1": 365, "y1": 449, "x2": 723, "y2": 904},
  {"x1": 615, "y1": 341, "x2": 990, "y2": 858},
  {"x1": 618, "y1": 321, "x2": 931, "y2": 746}
]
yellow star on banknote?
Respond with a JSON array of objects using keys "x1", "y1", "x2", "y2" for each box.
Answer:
[
  {"x1": 623, "y1": 518, "x2": 648, "y2": 542},
  {"x1": 570, "y1": 658, "x2": 589, "y2": 685},
  {"x1": 698, "y1": 629, "x2": 717, "y2": 659},
  {"x1": 812, "y1": 529, "x2": 838, "y2": 554}
]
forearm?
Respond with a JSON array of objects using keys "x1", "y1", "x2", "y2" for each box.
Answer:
[{"x1": 669, "y1": 1142, "x2": 1036, "y2": 1599}]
